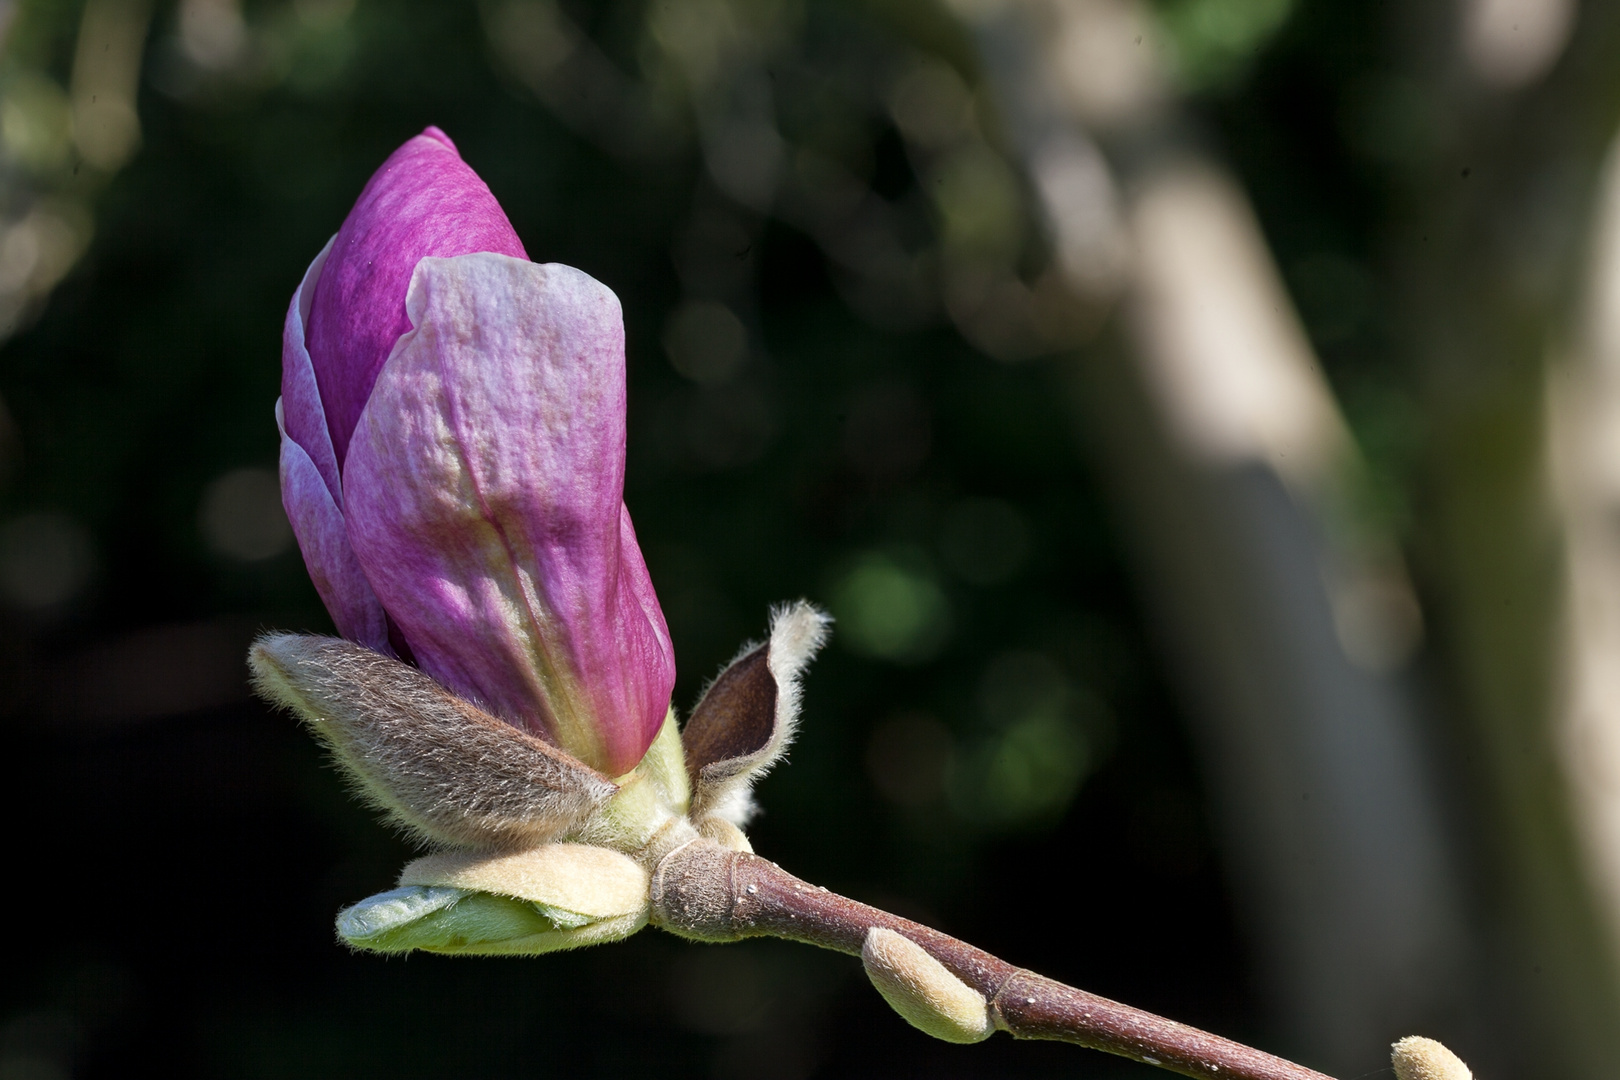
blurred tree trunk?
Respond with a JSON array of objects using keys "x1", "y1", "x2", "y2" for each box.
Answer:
[
  {"x1": 1396, "y1": 1, "x2": 1620, "y2": 1075},
  {"x1": 961, "y1": 2, "x2": 1476, "y2": 1074},
  {"x1": 961, "y1": 0, "x2": 1620, "y2": 1074}
]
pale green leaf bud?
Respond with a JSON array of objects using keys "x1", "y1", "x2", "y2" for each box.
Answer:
[
  {"x1": 338, "y1": 885, "x2": 555, "y2": 952},
  {"x1": 862, "y1": 927, "x2": 994, "y2": 1044},
  {"x1": 337, "y1": 884, "x2": 463, "y2": 941},
  {"x1": 337, "y1": 883, "x2": 649, "y2": 957}
]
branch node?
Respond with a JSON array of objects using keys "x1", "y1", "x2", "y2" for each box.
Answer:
[{"x1": 648, "y1": 837, "x2": 746, "y2": 942}]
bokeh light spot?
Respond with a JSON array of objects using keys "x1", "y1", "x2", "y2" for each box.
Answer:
[
  {"x1": 948, "y1": 651, "x2": 1104, "y2": 828},
  {"x1": 888, "y1": 59, "x2": 975, "y2": 150},
  {"x1": 830, "y1": 552, "x2": 950, "y2": 662},
  {"x1": 664, "y1": 299, "x2": 749, "y2": 384},
  {"x1": 198, "y1": 467, "x2": 291, "y2": 562},
  {"x1": 0, "y1": 512, "x2": 95, "y2": 611}
]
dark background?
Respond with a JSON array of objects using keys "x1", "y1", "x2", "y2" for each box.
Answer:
[{"x1": 0, "y1": 0, "x2": 1585, "y2": 1077}]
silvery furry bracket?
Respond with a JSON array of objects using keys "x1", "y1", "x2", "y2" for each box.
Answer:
[{"x1": 247, "y1": 601, "x2": 1440, "y2": 1080}]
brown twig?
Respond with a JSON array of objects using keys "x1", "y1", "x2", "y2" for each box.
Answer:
[{"x1": 650, "y1": 838, "x2": 1337, "y2": 1080}]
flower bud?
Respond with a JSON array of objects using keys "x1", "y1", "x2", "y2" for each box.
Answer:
[{"x1": 277, "y1": 128, "x2": 675, "y2": 776}]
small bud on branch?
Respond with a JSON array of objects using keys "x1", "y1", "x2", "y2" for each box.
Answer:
[
  {"x1": 862, "y1": 928, "x2": 994, "y2": 1044},
  {"x1": 650, "y1": 837, "x2": 1337, "y2": 1080},
  {"x1": 1392, "y1": 1037, "x2": 1473, "y2": 1080}
]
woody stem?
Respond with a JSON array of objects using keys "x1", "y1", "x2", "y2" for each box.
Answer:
[{"x1": 650, "y1": 838, "x2": 1336, "y2": 1080}]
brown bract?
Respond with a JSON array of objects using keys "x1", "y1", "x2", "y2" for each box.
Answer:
[{"x1": 680, "y1": 601, "x2": 830, "y2": 827}]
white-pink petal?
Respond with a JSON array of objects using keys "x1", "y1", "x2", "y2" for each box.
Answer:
[{"x1": 342, "y1": 253, "x2": 674, "y2": 776}]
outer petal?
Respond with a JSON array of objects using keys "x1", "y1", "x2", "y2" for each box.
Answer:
[
  {"x1": 279, "y1": 237, "x2": 388, "y2": 648},
  {"x1": 277, "y1": 401, "x2": 390, "y2": 650},
  {"x1": 306, "y1": 126, "x2": 528, "y2": 466},
  {"x1": 343, "y1": 253, "x2": 676, "y2": 776},
  {"x1": 281, "y1": 236, "x2": 342, "y2": 502}
]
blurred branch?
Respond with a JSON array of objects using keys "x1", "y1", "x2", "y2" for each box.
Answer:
[
  {"x1": 0, "y1": 0, "x2": 152, "y2": 344},
  {"x1": 71, "y1": 0, "x2": 151, "y2": 172},
  {"x1": 1557, "y1": 118, "x2": 1620, "y2": 959}
]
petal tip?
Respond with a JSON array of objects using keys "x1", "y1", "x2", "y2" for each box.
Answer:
[{"x1": 421, "y1": 125, "x2": 458, "y2": 154}]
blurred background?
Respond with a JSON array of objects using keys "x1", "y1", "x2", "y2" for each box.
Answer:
[{"x1": 2, "y1": 0, "x2": 1619, "y2": 1076}]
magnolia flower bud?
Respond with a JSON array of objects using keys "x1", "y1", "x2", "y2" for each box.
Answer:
[
  {"x1": 277, "y1": 127, "x2": 675, "y2": 777},
  {"x1": 260, "y1": 129, "x2": 867, "y2": 979}
]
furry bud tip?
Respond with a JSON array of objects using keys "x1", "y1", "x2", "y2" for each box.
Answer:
[
  {"x1": 862, "y1": 927, "x2": 993, "y2": 1044},
  {"x1": 1392, "y1": 1036, "x2": 1472, "y2": 1080}
]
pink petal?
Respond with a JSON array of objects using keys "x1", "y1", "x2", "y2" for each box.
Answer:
[
  {"x1": 342, "y1": 253, "x2": 675, "y2": 776},
  {"x1": 278, "y1": 399, "x2": 391, "y2": 651},
  {"x1": 305, "y1": 128, "x2": 527, "y2": 467},
  {"x1": 281, "y1": 237, "x2": 342, "y2": 503}
]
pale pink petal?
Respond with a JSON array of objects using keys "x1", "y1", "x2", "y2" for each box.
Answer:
[{"x1": 343, "y1": 253, "x2": 674, "y2": 776}]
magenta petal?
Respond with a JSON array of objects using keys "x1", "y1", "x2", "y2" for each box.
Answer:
[
  {"x1": 280, "y1": 238, "x2": 385, "y2": 648},
  {"x1": 278, "y1": 400, "x2": 391, "y2": 652},
  {"x1": 343, "y1": 253, "x2": 675, "y2": 776},
  {"x1": 305, "y1": 128, "x2": 528, "y2": 467}
]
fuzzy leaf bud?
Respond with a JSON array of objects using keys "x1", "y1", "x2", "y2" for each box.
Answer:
[{"x1": 862, "y1": 927, "x2": 994, "y2": 1044}]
